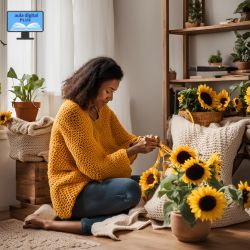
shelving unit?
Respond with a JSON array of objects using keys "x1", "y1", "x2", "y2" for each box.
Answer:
[
  {"x1": 162, "y1": 0, "x2": 250, "y2": 141},
  {"x1": 171, "y1": 75, "x2": 250, "y2": 83}
]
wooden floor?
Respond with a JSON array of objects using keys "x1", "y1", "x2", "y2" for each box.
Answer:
[{"x1": 1, "y1": 211, "x2": 250, "y2": 250}]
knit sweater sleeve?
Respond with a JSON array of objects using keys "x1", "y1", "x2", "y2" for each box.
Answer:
[
  {"x1": 58, "y1": 104, "x2": 132, "y2": 181},
  {"x1": 109, "y1": 107, "x2": 138, "y2": 164}
]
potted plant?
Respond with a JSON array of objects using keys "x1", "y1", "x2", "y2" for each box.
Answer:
[
  {"x1": 231, "y1": 31, "x2": 250, "y2": 70},
  {"x1": 7, "y1": 67, "x2": 45, "y2": 122},
  {"x1": 234, "y1": 0, "x2": 250, "y2": 21},
  {"x1": 208, "y1": 50, "x2": 223, "y2": 67},
  {"x1": 157, "y1": 145, "x2": 247, "y2": 242},
  {"x1": 185, "y1": 0, "x2": 204, "y2": 28}
]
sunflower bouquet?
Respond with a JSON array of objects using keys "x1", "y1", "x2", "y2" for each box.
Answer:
[
  {"x1": 158, "y1": 145, "x2": 248, "y2": 226},
  {"x1": 178, "y1": 84, "x2": 230, "y2": 112},
  {"x1": 0, "y1": 111, "x2": 12, "y2": 126}
]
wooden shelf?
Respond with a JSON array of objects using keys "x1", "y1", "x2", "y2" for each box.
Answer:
[
  {"x1": 169, "y1": 21, "x2": 250, "y2": 35},
  {"x1": 170, "y1": 75, "x2": 250, "y2": 84}
]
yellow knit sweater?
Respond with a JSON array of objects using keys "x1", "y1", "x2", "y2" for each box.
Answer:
[{"x1": 48, "y1": 100, "x2": 137, "y2": 219}]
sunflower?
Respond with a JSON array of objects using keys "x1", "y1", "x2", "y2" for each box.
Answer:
[
  {"x1": 197, "y1": 84, "x2": 217, "y2": 110},
  {"x1": 182, "y1": 158, "x2": 211, "y2": 185},
  {"x1": 0, "y1": 112, "x2": 12, "y2": 126},
  {"x1": 169, "y1": 145, "x2": 197, "y2": 168},
  {"x1": 238, "y1": 181, "x2": 250, "y2": 208},
  {"x1": 216, "y1": 90, "x2": 230, "y2": 111},
  {"x1": 187, "y1": 186, "x2": 227, "y2": 222},
  {"x1": 245, "y1": 87, "x2": 250, "y2": 105},
  {"x1": 178, "y1": 95, "x2": 184, "y2": 104},
  {"x1": 139, "y1": 168, "x2": 160, "y2": 192},
  {"x1": 207, "y1": 153, "x2": 221, "y2": 180},
  {"x1": 247, "y1": 106, "x2": 250, "y2": 113},
  {"x1": 232, "y1": 98, "x2": 243, "y2": 112}
]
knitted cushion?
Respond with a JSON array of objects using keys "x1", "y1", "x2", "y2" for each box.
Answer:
[
  {"x1": 145, "y1": 115, "x2": 250, "y2": 227},
  {"x1": 144, "y1": 184, "x2": 169, "y2": 222}
]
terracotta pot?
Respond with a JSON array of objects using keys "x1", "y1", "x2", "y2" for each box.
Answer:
[
  {"x1": 169, "y1": 71, "x2": 177, "y2": 81},
  {"x1": 171, "y1": 212, "x2": 211, "y2": 242},
  {"x1": 185, "y1": 22, "x2": 199, "y2": 28},
  {"x1": 12, "y1": 102, "x2": 41, "y2": 122},
  {"x1": 235, "y1": 61, "x2": 250, "y2": 70}
]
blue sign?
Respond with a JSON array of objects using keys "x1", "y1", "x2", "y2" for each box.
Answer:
[{"x1": 7, "y1": 11, "x2": 44, "y2": 32}]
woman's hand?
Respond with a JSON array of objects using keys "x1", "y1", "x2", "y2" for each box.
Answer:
[{"x1": 127, "y1": 134, "x2": 160, "y2": 157}]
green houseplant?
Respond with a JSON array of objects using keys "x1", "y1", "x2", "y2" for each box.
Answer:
[
  {"x1": 231, "y1": 31, "x2": 250, "y2": 70},
  {"x1": 234, "y1": 0, "x2": 250, "y2": 21},
  {"x1": 208, "y1": 50, "x2": 223, "y2": 67},
  {"x1": 186, "y1": 0, "x2": 203, "y2": 28},
  {"x1": 7, "y1": 67, "x2": 45, "y2": 121}
]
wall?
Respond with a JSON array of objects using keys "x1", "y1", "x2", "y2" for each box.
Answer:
[{"x1": 114, "y1": 0, "x2": 163, "y2": 174}]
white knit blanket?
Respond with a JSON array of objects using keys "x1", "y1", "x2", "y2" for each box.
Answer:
[
  {"x1": 7, "y1": 116, "x2": 54, "y2": 162},
  {"x1": 7, "y1": 116, "x2": 54, "y2": 136}
]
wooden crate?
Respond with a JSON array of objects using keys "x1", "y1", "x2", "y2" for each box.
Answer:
[{"x1": 16, "y1": 161, "x2": 51, "y2": 204}]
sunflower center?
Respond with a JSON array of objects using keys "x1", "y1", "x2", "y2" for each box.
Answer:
[
  {"x1": 235, "y1": 99, "x2": 239, "y2": 105},
  {"x1": 177, "y1": 151, "x2": 191, "y2": 164},
  {"x1": 186, "y1": 164, "x2": 205, "y2": 180},
  {"x1": 0, "y1": 115, "x2": 5, "y2": 121},
  {"x1": 243, "y1": 189, "x2": 249, "y2": 204},
  {"x1": 201, "y1": 92, "x2": 212, "y2": 106},
  {"x1": 146, "y1": 174, "x2": 155, "y2": 184},
  {"x1": 199, "y1": 195, "x2": 216, "y2": 211},
  {"x1": 220, "y1": 98, "x2": 227, "y2": 105}
]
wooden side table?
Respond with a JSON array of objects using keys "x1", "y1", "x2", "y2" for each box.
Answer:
[{"x1": 10, "y1": 161, "x2": 51, "y2": 220}]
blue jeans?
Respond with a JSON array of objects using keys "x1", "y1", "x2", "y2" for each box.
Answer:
[{"x1": 71, "y1": 176, "x2": 141, "y2": 234}]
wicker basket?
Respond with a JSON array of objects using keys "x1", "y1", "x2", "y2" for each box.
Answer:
[{"x1": 178, "y1": 110, "x2": 223, "y2": 127}]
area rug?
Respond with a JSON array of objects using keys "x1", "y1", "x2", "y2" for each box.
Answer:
[{"x1": 0, "y1": 219, "x2": 100, "y2": 250}]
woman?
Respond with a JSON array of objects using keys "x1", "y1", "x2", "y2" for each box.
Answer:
[{"x1": 24, "y1": 57, "x2": 160, "y2": 235}]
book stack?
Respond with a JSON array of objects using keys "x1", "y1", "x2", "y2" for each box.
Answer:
[{"x1": 189, "y1": 66, "x2": 237, "y2": 79}]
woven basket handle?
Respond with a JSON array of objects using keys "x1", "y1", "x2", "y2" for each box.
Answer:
[{"x1": 185, "y1": 109, "x2": 195, "y2": 124}]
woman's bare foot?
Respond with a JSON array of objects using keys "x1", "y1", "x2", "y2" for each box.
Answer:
[{"x1": 23, "y1": 214, "x2": 52, "y2": 230}]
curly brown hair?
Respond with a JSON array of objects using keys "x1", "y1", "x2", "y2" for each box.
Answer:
[{"x1": 62, "y1": 57, "x2": 123, "y2": 110}]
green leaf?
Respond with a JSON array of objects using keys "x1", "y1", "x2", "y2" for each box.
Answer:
[
  {"x1": 21, "y1": 74, "x2": 31, "y2": 81},
  {"x1": 163, "y1": 201, "x2": 175, "y2": 225},
  {"x1": 161, "y1": 174, "x2": 178, "y2": 190},
  {"x1": 179, "y1": 201, "x2": 196, "y2": 227},
  {"x1": 207, "y1": 177, "x2": 224, "y2": 190},
  {"x1": 7, "y1": 67, "x2": 18, "y2": 79}
]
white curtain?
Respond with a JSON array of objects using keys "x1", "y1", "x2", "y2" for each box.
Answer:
[
  {"x1": 37, "y1": 0, "x2": 132, "y2": 130},
  {"x1": 0, "y1": 0, "x2": 7, "y2": 112}
]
